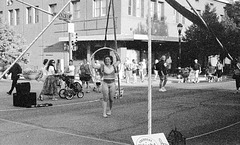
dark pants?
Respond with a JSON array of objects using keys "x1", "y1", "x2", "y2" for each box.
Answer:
[
  {"x1": 235, "y1": 76, "x2": 240, "y2": 90},
  {"x1": 9, "y1": 78, "x2": 18, "y2": 94}
]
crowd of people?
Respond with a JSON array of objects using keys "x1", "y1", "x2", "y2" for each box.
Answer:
[{"x1": 3, "y1": 51, "x2": 240, "y2": 118}]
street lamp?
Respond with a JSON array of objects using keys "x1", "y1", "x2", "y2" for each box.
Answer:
[{"x1": 177, "y1": 23, "x2": 183, "y2": 68}]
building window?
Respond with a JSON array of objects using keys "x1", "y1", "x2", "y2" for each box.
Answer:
[
  {"x1": 176, "y1": 11, "x2": 185, "y2": 24},
  {"x1": 135, "y1": 0, "x2": 145, "y2": 18},
  {"x1": 157, "y1": 1, "x2": 164, "y2": 21},
  {"x1": 9, "y1": 10, "x2": 14, "y2": 25},
  {"x1": 128, "y1": 0, "x2": 132, "y2": 15},
  {"x1": 93, "y1": 0, "x2": 106, "y2": 17},
  {"x1": 35, "y1": 6, "x2": 39, "y2": 23},
  {"x1": 141, "y1": 0, "x2": 144, "y2": 18},
  {"x1": 182, "y1": 16, "x2": 185, "y2": 24},
  {"x1": 26, "y1": 7, "x2": 32, "y2": 24},
  {"x1": 150, "y1": 0, "x2": 155, "y2": 18},
  {"x1": 176, "y1": 11, "x2": 180, "y2": 23},
  {"x1": 73, "y1": 1, "x2": 81, "y2": 19},
  {"x1": 49, "y1": 3, "x2": 57, "y2": 21},
  {"x1": 101, "y1": 0, "x2": 106, "y2": 16},
  {"x1": 0, "y1": 11, "x2": 2, "y2": 23},
  {"x1": 136, "y1": 0, "x2": 141, "y2": 17},
  {"x1": 15, "y1": 9, "x2": 20, "y2": 25}
]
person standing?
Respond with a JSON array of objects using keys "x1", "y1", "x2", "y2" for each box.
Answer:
[
  {"x1": 131, "y1": 59, "x2": 138, "y2": 83},
  {"x1": 92, "y1": 54, "x2": 120, "y2": 118},
  {"x1": 124, "y1": 58, "x2": 132, "y2": 83},
  {"x1": 79, "y1": 59, "x2": 91, "y2": 93},
  {"x1": 7, "y1": 58, "x2": 22, "y2": 95},
  {"x1": 216, "y1": 60, "x2": 223, "y2": 82},
  {"x1": 65, "y1": 60, "x2": 75, "y2": 80},
  {"x1": 39, "y1": 59, "x2": 58, "y2": 101},
  {"x1": 153, "y1": 59, "x2": 159, "y2": 80},
  {"x1": 166, "y1": 53, "x2": 172, "y2": 74},
  {"x1": 37, "y1": 59, "x2": 48, "y2": 82},
  {"x1": 193, "y1": 59, "x2": 201, "y2": 83},
  {"x1": 233, "y1": 60, "x2": 240, "y2": 93},
  {"x1": 139, "y1": 59, "x2": 147, "y2": 82},
  {"x1": 156, "y1": 55, "x2": 168, "y2": 92}
]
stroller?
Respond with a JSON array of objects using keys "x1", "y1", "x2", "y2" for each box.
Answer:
[{"x1": 58, "y1": 74, "x2": 84, "y2": 100}]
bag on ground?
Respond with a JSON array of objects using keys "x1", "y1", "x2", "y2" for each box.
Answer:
[{"x1": 167, "y1": 128, "x2": 186, "y2": 145}]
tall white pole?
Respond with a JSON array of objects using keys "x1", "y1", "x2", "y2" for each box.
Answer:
[
  {"x1": 0, "y1": 0, "x2": 72, "y2": 79},
  {"x1": 147, "y1": 0, "x2": 152, "y2": 135}
]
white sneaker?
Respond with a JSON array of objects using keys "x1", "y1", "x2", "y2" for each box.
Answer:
[
  {"x1": 159, "y1": 88, "x2": 166, "y2": 92},
  {"x1": 162, "y1": 87, "x2": 167, "y2": 92}
]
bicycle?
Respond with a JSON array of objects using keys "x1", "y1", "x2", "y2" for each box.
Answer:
[{"x1": 58, "y1": 74, "x2": 84, "y2": 100}]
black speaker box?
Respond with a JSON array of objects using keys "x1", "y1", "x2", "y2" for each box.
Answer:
[
  {"x1": 13, "y1": 92, "x2": 37, "y2": 107},
  {"x1": 16, "y1": 82, "x2": 31, "y2": 95}
]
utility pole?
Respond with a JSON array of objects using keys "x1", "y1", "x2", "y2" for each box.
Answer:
[
  {"x1": 147, "y1": 0, "x2": 152, "y2": 135},
  {"x1": 69, "y1": 33, "x2": 73, "y2": 60}
]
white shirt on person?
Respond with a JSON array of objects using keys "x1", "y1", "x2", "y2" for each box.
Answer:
[
  {"x1": 67, "y1": 65, "x2": 75, "y2": 76},
  {"x1": 47, "y1": 66, "x2": 55, "y2": 75}
]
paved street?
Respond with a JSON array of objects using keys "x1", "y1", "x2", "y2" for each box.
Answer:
[{"x1": 0, "y1": 76, "x2": 240, "y2": 145}]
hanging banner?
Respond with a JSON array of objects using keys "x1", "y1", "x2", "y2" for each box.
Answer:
[
  {"x1": 131, "y1": 133, "x2": 169, "y2": 145},
  {"x1": 68, "y1": 23, "x2": 74, "y2": 33}
]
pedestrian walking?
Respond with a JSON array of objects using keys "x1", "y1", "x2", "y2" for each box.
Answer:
[
  {"x1": 131, "y1": 59, "x2": 138, "y2": 83},
  {"x1": 124, "y1": 58, "x2": 132, "y2": 83},
  {"x1": 39, "y1": 59, "x2": 58, "y2": 101},
  {"x1": 7, "y1": 58, "x2": 22, "y2": 95},
  {"x1": 233, "y1": 60, "x2": 240, "y2": 94},
  {"x1": 153, "y1": 59, "x2": 159, "y2": 80},
  {"x1": 79, "y1": 59, "x2": 91, "y2": 93},
  {"x1": 37, "y1": 59, "x2": 48, "y2": 82},
  {"x1": 156, "y1": 55, "x2": 168, "y2": 92},
  {"x1": 193, "y1": 59, "x2": 201, "y2": 83},
  {"x1": 166, "y1": 53, "x2": 172, "y2": 74},
  {"x1": 138, "y1": 59, "x2": 147, "y2": 82},
  {"x1": 216, "y1": 60, "x2": 223, "y2": 82},
  {"x1": 92, "y1": 54, "x2": 120, "y2": 118}
]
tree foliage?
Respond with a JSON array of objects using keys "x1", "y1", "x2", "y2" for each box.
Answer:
[
  {"x1": 225, "y1": 1, "x2": 240, "y2": 27},
  {"x1": 0, "y1": 21, "x2": 26, "y2": 56},
  {"x1": 222, "y1": 2, "x2": 240, "y2": 59},
  {"x1": 182, "y1": 4, "x2": 225, "y2": 67}
]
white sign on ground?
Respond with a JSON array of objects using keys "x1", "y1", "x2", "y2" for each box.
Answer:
[{"x1": 131, "y1": 133, "x2": 169, "y2": 145}]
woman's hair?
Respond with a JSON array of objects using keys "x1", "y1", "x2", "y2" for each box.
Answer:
[
  {"x1": 103, "y1": 55, "x2": 113, "y2": 65},
  {"x1": 43, "y1": 59, "x2": 48, "y2": 65},
  {"x1": 46, "y1": 59, "x2": 55, "y2": 71}
]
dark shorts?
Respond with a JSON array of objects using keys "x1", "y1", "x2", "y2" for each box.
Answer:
[
  {"x1": 159, "y1": 75, "x2": 167, "y2": 81},
  {"x1": 80, "y1": 74, "x2": 91, "y2": 82}
]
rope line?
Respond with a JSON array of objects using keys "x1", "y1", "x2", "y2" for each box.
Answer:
[{"x1": 186, "y1": 120, "x2": 240, "y2": 140}]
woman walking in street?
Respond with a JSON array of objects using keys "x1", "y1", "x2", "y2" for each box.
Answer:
[
  {"x1": 39, "y1": 59, "x2": 58, "y2": 101},
  {"x1": 92, "y1": 54, "x2": 120, "y2": 118}
]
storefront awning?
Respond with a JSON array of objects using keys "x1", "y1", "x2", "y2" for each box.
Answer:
[{"x1": 59, "y1": 34, "x2": 178, "y2": 42}]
